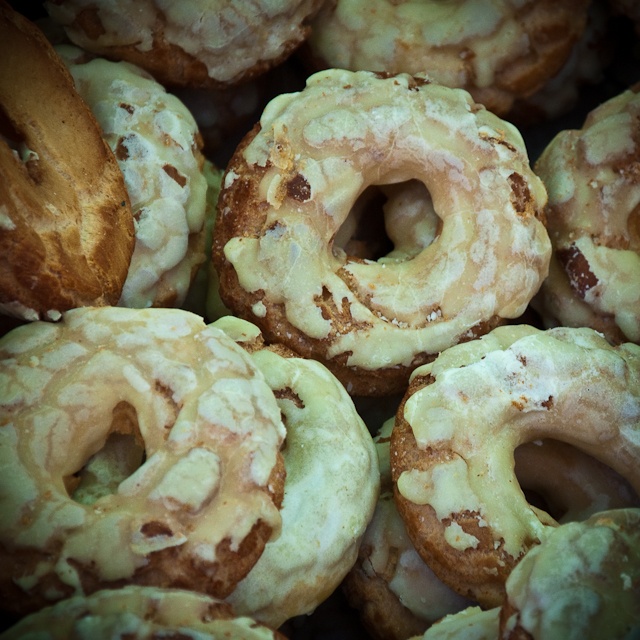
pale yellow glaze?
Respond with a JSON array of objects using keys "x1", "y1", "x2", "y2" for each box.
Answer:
[
  {"x1": 45, "y1": 0, "x2": 323, "y2": 84},
  {"x1": 217, "y1": 316, "x2": 379, "y2": 627},
  {"x1": 0, "y1": 307, "x2": 285, "y2": 603},
  {"x1": 58, "y1": 46, "x2": 208, "y2": 309},
  {"x1": 534, "y1": 88, "x2": 640, "y2": 343},
  {"x1": 503, "y1": 509, "x2": 640, "y2": 639},
  {"x1": 397, "y1": 325, "x2": 640, "y2": 559},
  {"x1": 221, "y1": 69, "x2": 550, "y2": 371},
  {"x1": 0, "y1": 585, "x2": 283, "y2": 639}
]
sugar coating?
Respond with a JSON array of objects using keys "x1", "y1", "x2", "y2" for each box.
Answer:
[
  {"x1": 0, "y1": 307, "x2": 285, "y2": 603},
  {"x1": 218, "y1": 316, "x2": 379, "y2": 627},
  {"x1": 397, "y1": 325, "x2": 640, "y2": 559},
  {"x1": 0, "y1": 585, "x2": 283, "y2": 639},
  {"x1": 534, "y1": 87, "x2": 640, "y2": 343},
  {"x1": 504, "y1": 509, "x2": 640, "y2": 639},
  {"x1": 57, "y1": 46, "x2": 208, "y2": 309},
  {"x1": 222, "y1": 70, "x2": 550, "y2": 370},
  {"x1": 45, "y1": 0, "x2": 323, "y2": 84}
]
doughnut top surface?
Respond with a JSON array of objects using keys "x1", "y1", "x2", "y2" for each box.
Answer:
[
  {"x1": 0, "y1": 307, "x2": 286, "y2": 610},
  {"x1": 397, "y1": 325, "x2": 640, "y2": 558},
  {"x1": 215, "y1": 69, "x2": 550, "y2": 393},
  {"x1": 0, "y1": 585, "x2": 286, "y2": 639}
]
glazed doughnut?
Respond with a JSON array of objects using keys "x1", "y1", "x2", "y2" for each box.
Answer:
[
  {"x1": 0, "y1": 586, "x2": 287, "y2": 639},
  {"x1": 212, "y1": 69, "x2": 551, "y2": 396},
  {"x1": 533, "y1": 86, "x2": 640, "y2": 344},
  {"x1": 215, "y1": 316, "x2": 378, "y2": 628},
  {"x1": 43, "y1": 0, "x2": 324, "y2": 88},
  {"x1": 57, "y1": 45, "x2": 209, "y2": 309},
  {"x1": 500, "y1": 508, "x2": 640, "y2": 639},
  {"x1": 0, "y1": 2, "x2": 134, "y2": 321},
  {"x1": 346, "y1": 420, "x2": 638, "y2": 640},
  {"x1": 305, "y1": 0, "x2": 590, "y2": 117},
  {"x1": 0, "y1": 307, "x2": 286, "y2": 616},
  {"x1": 343, "y1": 418, "x2": 473, "y2": 640},
  {"x1": 390, "y1": 325, "x2": 640, "y2": 608}
]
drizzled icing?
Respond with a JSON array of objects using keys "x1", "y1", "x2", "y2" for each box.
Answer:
[
  {"x1": 58, "y1": 46, "x2": 208, "y2": 309},
  {"x1": 219, "y1": 70, "x2": 550, "y2": 373},
  {"x1": 396, "y1": 325, "x2": 640, "y2": 562},
  {"x1": 534, "y1": 87, "x2": 640, "y2": 343},
  {"x1": 0, "y1": 307, "x2": 285, "y2": 604}
]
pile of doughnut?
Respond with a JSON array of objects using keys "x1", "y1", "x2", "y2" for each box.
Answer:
[{"x1": 1, "y1": 1, "x2": 639, "y2": 638}]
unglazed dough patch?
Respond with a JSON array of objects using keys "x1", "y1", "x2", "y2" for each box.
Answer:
[
  {"x1": 0, "y1": 307, "x2": 286, "y2": 610},
  {"x1": 57, "y1": 45, "x2": 208, "y2": 309},
  {"x1": 215, "y1": 70, "x2": 550, "y2": 389}
]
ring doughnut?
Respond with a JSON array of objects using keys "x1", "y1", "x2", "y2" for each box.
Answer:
[
  {"x1": 532, "y1": 86, "x2": 640, "y2": 344},
  {"x1": 0, "y1": 307, "x2": 286, "y2": 616},
  {"x1": 212, "y1": 69, "x2": 551, "y2": 396},
  {"x1": 215, "y1": 316, "x2": 378, "y2": 628},
  {"x1": 43, "y1": 0, "x2": 324, "y2": 88},
  {"x1": 390, "y1": 325, "x2": 640, "y2": 607},
  {"x1": 499, "y1": 508, "x2": 640, "y2": 640},
  {"x1": 305, "y1": 0, "x2": 590, "y2": 116},
  {"x1": 0, "y1": 3, "x2": 134, "y2": 321},
  {"x1": 346, "y1": 417, "x2": 638, "y2": 640},
  {"x1": 0, "y1": 585, "x2": 286, "y2": 639},
  {"x1": 56, "y1": 45, "x2": 210, "y2": 309}
]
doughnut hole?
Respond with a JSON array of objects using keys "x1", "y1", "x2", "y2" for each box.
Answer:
[
  {"x1": 514, "y1": 438, "x2": 640, "y2": 524},
  {"x1": 333, "y1": 180, "x2": 441, "y2": 263},
  {"x1": 0, "y1": 103, "x2": 41, "y2": 182},
  {"x1": 64, "y1": 401, "x2": 145, "y2": 505}
]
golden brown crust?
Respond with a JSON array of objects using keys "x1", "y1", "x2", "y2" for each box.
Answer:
[
  {"x1": 391, "y1": 399, "x2": 513, "y2": 607},
  {"x1": 0, "y1": 2, "x2": 135, "y2": 321}
]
